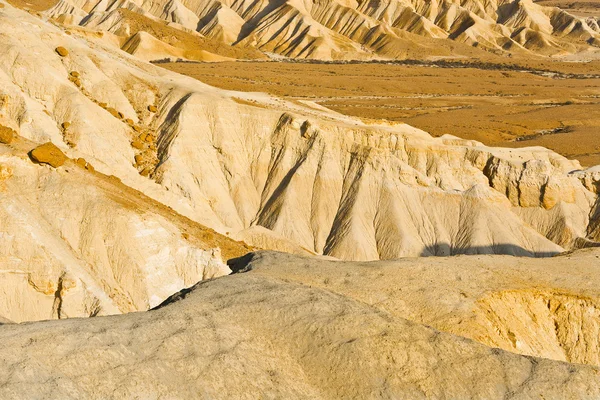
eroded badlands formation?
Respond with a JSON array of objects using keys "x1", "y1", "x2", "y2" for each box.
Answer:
[
  {"x1": 1, "y1": 1, "x2": 600, "y2": 397},
  {"x1": 0, "y1": 1, "x2": 600, "y2": 323},
  {"x1": 41, "y1": 0, "x2": 600, "y2": 60}
]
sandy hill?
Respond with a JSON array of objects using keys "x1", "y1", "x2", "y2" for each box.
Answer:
[
  {"x1": 37, "y1": 0, "x2": 600, "y2": 60},
  {"x1": 0, "y1": 130, "x2": 252, "y2": 323},
  {"x1": 239, "y1": 249, "x2": 600, "y2": 367},
  {"x1": 1, "y1": 249, "x2": 600, "y2": 398}
]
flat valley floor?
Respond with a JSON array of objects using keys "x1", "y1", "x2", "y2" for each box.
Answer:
[{"x1": 162, "y1": 59, "x2": 600, "y2": 167}]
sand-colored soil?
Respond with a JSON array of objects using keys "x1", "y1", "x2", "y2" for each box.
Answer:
[
  {"x1": 536, "y1": 0, "x2": 600, "y2": 17},
  {"x1": 162, "y1": 60, "x2": 600, "y2": 166},
  {"x1": 109, "y1": 9, "x2": 266, "y2": 61},
  {"x1": 7, "y1": 0, "x2": 57, "y2": 11}
]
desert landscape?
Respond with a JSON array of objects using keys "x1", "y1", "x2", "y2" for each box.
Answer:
[
  {"x1": 163, "y1": 58, "x2": 600, "y2": 166},
  {"x1": 536, "y1": 0, "x2": 600, "y2": 17},
  {"x1": 0, "y1": 0, "x2": 600, "y2": 398}
]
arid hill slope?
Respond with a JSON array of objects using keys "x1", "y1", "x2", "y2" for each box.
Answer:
[
  {"x1": 41, "y1": 0, "x2": 600, "y2": 60},
  {"x1": 1, "y1": 249, "x2": 600, "y2": 399},
  {"x1": 238, "y1": 249, "x2": 600, "y2": 366},
  {"x1": 0, "y1": 2, "x2": 599, "y2": 267},
  {"x1": 0, "y1": 132, "x2": 251, "y2": 323},
  {"x1": 1, "y1": 3, "x2": 600, "y2": 398}
]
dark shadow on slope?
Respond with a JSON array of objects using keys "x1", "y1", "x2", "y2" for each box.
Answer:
[
  {"x1": 234, "y1": 0, "x2": 289, "y2": 44},
  {"x1": 153, "y1": 253, "x2": 263, "y2": 311},
  {"x1": 227, "y1": 252, "x2": 258, "y2": 273},
  {"x1": 418, "y1": 243, "x2": 561, "y2": 258},
  {"x1": 155, "y1": 92, "x2": 193, "y2": 169}
]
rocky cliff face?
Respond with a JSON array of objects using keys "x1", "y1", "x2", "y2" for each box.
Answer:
[{"x1": 44, "y1": 0, "x2": 600, "y2": 60}]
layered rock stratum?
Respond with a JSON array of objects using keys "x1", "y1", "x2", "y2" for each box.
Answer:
[
  {"x1": 0, "y1": 135, "x2": 250, "y2": 323},
  {"x1": 41, "y1": 0, "x2": 600, "y2": 60}
]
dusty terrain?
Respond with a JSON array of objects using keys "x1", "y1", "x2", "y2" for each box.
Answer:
[
  {"x1": 162, "y1": 60, "x2": 600, "y2": 166},
  {"x1": 1, "y1": 249, "x2": 600, "y2": 399},
  {"x1": 1, "y1": 0, "x2": 600, "y2": 398},
  {"x1": 240, "y1": 249, "x2": 600, "y2": 366},
  {"x1": 6, "y1": 0, "x2": 56, "y2": 11},
  {"x1": 536, "y1": 0, "x2": 600, "y2": 17}
]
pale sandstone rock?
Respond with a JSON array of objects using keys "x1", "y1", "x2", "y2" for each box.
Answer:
[
  {"x1": 0, "y1": 144, "x2": 239, "y2": 323},
  {"x1": 0, "y1": 4, "x2": 597, "y2": 262},
  {"x1": 235, "y1": 248, "x2": 600, "y2": 367},
  {"x1": 1, "y1": 253, "x2": 600, "y2": 399},
  {"x1": 44, "y1": 0, "x2": 600, "y2": 60}
]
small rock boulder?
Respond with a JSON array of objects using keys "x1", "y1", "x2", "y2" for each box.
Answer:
[
  {"x1": 76, "y1": 157, "x2": 95, "y2": 172},
  {"x1": 106, "y1": 108, "x2": 120, "y2": 119},
  {"x1": 55, "y1": 47, "x2": 69, "y2": 57},
  {"x1": 0, "y1": 126, "x2": 16, "y2": 144},
  {"x1": 148, "y1": 105, "x2": 158, "y2": 113},
  {"x1": 29, "y1": 142, "x2": 68, "y2": 168}
]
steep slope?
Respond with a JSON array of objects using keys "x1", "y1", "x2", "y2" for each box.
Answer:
[
  {"x1": 48, "y1": 6, "x2": 266, "y2": 60},
  {"x1": 0, "y1": 135, "x2": 254, "y2": 323},
  {"x1": 121, "y1": 30, "x2": 235, "y2": 61},
  {"x1": 0, "y1": 2, "x2": 599, "y2": 264},
  {"x1": 1, "y1": 256, "x2": 600, "y2": 398},
  {"x1": 42, "y1": 0, "x2": 600, "y2": 59}
]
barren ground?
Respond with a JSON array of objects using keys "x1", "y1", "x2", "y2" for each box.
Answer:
[
  {"x1": 161, "y1": 60, "x2": 600, "y2": 167},
  {"x1": 535, "y1": 0, "x2": 600, "y2": 17}
]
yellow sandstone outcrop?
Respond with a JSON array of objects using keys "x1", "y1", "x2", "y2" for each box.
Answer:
[{"x1": 29, "y1": 142, "x2": 68, "y2": 168}]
